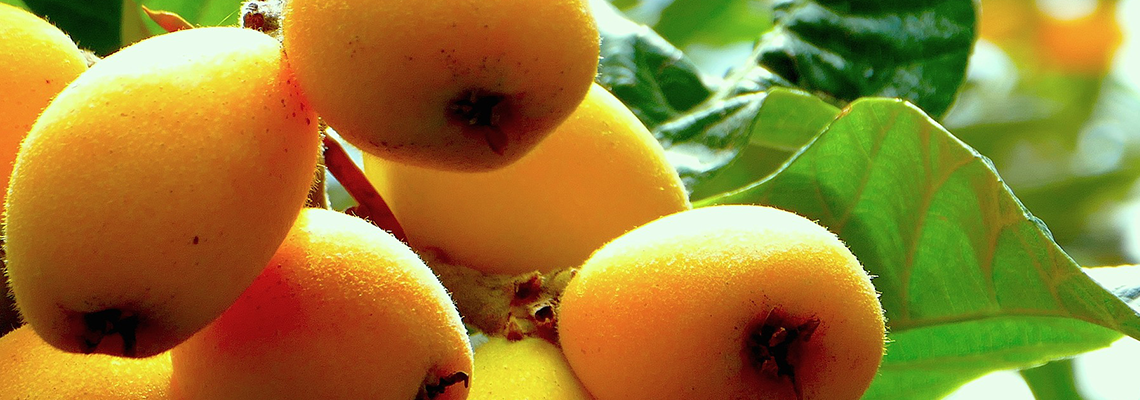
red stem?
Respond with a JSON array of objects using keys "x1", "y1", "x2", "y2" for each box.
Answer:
[{"x1": 322, "y1": 135, "x2": 407, "y2": 242}]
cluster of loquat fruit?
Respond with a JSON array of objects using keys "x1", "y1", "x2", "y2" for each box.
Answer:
[{"x1": 0, "y1": 0, "x2": 886, "y2": 399}]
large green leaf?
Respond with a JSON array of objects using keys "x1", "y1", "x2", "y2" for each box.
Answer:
[
  {"x1": 1084, "y1": 265, "x2": 1140, "y2": 310},
  {"x1": 654, "y1": 0, "x2": 772, "y2": 47},
  {"x1": 701, "y1": 98, "x2": 1140, "y2": 399},
  {"x1": 754, "y1": 0, "x2": 976, "y2": 117},
  {"x1": 591, "y1": 0, "x2": 714, "y2": 129}
]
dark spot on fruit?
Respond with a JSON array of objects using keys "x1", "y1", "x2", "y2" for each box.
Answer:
[
  {"x1": 192, "y1": 236, "x2": 199, "y2": 245},
  {"x1": 417, "y1": 371, "x2": 470, "y2": 399}
]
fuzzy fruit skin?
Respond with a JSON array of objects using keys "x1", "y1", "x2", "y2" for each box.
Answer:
[
  {"x1": 469, "y1": 337, "x2": 593, "y2": 400},
  {"x1": 0, "y1": 3, "x2": 87, "y2": 211},
  {"x1": 558, "y1": 205, "x2": 885, "y2": 400},
  {"x1": 364, "y1": 83, "x2": 690, "y2": 274},
  {"x1": 4, "y1": 27, "x2": 320, "y2": 358},
  {"x1": 170, "y1": 208, "x2": 473, "y2": 400},
  {"x1": 284, "y1": 0, "x2": 599, "y2": 171},
  {"x1": 0, "y1": 3, "x2": 88, "y2": 337},
  {"x1": 0, "y1": 326, "x2": 173, "y2": 399}
]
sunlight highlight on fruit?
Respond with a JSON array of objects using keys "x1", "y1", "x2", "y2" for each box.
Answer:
[
  {"x1": 284, "y1": 0, "x2": 600, "y2": 171},
  {"x1": 0, "y1": 3, "x2": 87, "y2": 211},
  {"x1": 4, "y1": 27, "x2": 320, "y2": 358},
  {"x1": 364, "y1": 83, "x2": 691, "y2": 275},
  {"x1": 559, "y1": 205, "x2": 886, "y2": 400},
  {"x1": 468, "y1": 337, "x2": 592, "y2": 400},
  {"x1": 0, "y1": 326, "x2": 173, "y2": 399}
]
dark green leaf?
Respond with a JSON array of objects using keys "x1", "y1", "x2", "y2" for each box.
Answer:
[
  {"x1": 701, "y1": 98, "x2": 1140, "y2": 398},
  {"x1": 655, "y1": 92, "x2": 766, "y2": 189},
  {"x1": 655, "y1": 0, "x2": 772, "y2": 47},
  {"x1": 24, "y1": 0, "x2": 122, "y2": 55},
  {"x1": 754, "y1": 0, "x2": 976, "y2": 117},
  {"x1": 655, "y1": 87, "x2": 839, "y2": 199},
  {"x1": 591, "y1": 0, "x2": 714, "y2": 129}
]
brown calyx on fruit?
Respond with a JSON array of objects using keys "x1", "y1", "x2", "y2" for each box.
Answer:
[
  {"x1": 417, "y1": 371, "x2": 470, "y2": 399},
  {"x1": 240, "y1": 0, "x2": 285, "y2": 39},
  {"x1": 746, "y1": 308, "x2": 820, "y2": 400},
  {"x1": 448, "y1": 90, "x2": 508, "y2": 155},
  {"x1": 422, "y1": 248, "x2": 573, "y2": 344},
  {"x1": 80, "y1": 308, "x2": 141, "y2": 357}
]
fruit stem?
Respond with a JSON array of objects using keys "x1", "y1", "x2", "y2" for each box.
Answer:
[
  {"x1": 240, "y1": 0, "x2": 285, "y2": 40},
  {"x1": 424, "y1": 249, "x2": 574, "y2": 344},
  {"x1": 321, "y1": 132, "x2": 406, "y2": 241},
  {"x1": 304, "y1": 126, "x2": 329, "y2": 209}
]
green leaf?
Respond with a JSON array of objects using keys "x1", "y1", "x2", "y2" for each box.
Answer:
[
  {"x1": 1019, "y1": 359, "x2": 1085, "y2": 400},
  {"x1": 591, "y1": 0, "x2": 714, "y2": 129},
  {"x1": 655, "y1": 87, "x2": 839, "y2": 199},
  {"x1": 870, "y1": 318, "x2": 1116, "y2": 399},
  {"x1": 754, "y1": 0, "x2": 976, "y2": 117},
  {"x1": 745, "y1": 88, "x2": 841, "y2": 152},
  {"x1": 128, "y1": 0, "x2": 240, "y2": 37},
  {"x1": 120, "y1": 0, "x2": 150, "y2": 46},
  {"x1": 24, "y1": 0, "x2": 123, "y2": 55},
  {"x1": 701, "y1": 98, "x2": 1140, "y2": 398},
  {"x1": 1084, "y1": 265, "x2": 1140, "y2": 310},
  {"x1": 0, "y1": 0, "x2": 30, "y2": 10},
  {"x1": 608, "y1": 0, "x2": 640, "y2": 10},
  {"x1": 654, "y1": 0, "x2": 772, "y2": 47},
  {"x1": 137, "y1": 0, "x2": 240, "y2": 29}
]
